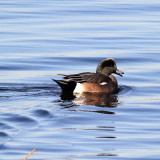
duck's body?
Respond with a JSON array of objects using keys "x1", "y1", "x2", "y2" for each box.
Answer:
[
  {"x1": 53, "y1": 58, "x2": 124, "y2": 94},
  {"x1": 74, "y1": 75, "x2": 118, "y2": 94}
]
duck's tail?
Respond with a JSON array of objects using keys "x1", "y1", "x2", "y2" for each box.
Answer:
[{"x1": 53, "y1": 79, "x2": 76, "y2": 93}]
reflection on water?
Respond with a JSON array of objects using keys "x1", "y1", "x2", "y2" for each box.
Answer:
[
  {"x1": 60, "y1": 85, "x2": 133, "y2": 107},
  {"x1": 1, "y1": 0, "x2": 160, "y2": 159},
  {"x1": 61, "y1": 92, "x2": 119, "y2": 107},
  {"x1": 74, "y1": 93, "x2": 119, "y2": 107}
]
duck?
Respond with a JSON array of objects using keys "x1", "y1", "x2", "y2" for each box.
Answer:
[{"x1": 53, "y1": 58, "x2": 124, "y2": 95}]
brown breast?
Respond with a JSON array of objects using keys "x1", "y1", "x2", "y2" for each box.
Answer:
[{"x1": 82, "y1": 75, "x2": 118, "y2": 94}]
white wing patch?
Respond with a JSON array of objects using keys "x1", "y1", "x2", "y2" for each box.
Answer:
[
  {"x1": 100, "y1": 82, "x2": 107, "y2": 85},
  {"x1": 74, "y1": 83, "x2": 84, "y2": 94}
]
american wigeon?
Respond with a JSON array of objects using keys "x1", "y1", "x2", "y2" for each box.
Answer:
[{"x1": 53, "y1": 58, "x2": 124, "y2": 94}]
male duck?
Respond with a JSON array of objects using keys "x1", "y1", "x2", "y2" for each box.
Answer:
[{"x1": 53, "y1": 58, "x2": 124, "y2": 94}]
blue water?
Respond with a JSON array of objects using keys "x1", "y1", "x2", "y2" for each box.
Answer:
[{"x1": 0, "y1": 0, "x2": 160, "y2": 160}]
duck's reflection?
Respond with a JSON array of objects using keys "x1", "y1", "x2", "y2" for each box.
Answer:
[
  {"x1": 58, "y1": 92, "x2": 119, "y2": 157},
  {"x1": 60, "y1": 92, "x2": 119, "y2": 107}
]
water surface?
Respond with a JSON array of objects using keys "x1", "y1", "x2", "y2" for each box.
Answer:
[{"x1": 0, "y1": 0, "x2": 160, "y2": 160}]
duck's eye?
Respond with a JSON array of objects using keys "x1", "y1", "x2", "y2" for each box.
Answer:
[{"x1": 102, "y1": 60, "x2": 115, "y2": 68}]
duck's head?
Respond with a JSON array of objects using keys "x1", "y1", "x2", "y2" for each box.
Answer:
[{"x1": 96, "y1": 58, "x2": 124, "y2": 76}]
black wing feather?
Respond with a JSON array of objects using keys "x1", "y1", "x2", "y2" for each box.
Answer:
[{"x1": 62, "y1": 72, "x2": 110, "y2": 83}]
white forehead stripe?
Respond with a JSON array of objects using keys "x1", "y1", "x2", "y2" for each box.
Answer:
[{"x1": 100, "y1": 82, "x2": 107, "y2": 85}]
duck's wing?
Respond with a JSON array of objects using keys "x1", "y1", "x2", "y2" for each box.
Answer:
[{"x1": 62, "y1": 72, "x2": 110, "y2": 83}]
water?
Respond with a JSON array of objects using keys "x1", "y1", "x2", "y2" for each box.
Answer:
[{"x1": 0, "y1": 0, "x2": 160, "y2": 159}]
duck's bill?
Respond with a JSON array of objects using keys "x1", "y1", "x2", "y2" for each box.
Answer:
[{"x1": 115, "y1": 69, "x2": 124, "y2": 76}]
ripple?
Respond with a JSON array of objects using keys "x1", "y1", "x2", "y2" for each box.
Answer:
[
  {"x1": 0, "y1": 122, "x2": 13, "y2": 130},
  {"x1": 118, "y1": 85, "x2": 135, "y2": 95},
  {"x1": 96, "y1": 136, "x2": 116, "y2": 139},
  {"x1": 32, "y1": 109, "x2": 53, "y2": 118},
  {"x1": 0, "y1": 143, "x2": 6, "y2": 150},
  {"x1": 0, "y1": 83, "x2": 57, "y2": 100},
  {"x1": 0, "y1": 132, "x2": 8, "y2": 138},
  {"x1": 4, "y1": 113, "x2": 37, "y2": 128},
  {"x1": 0, "y1": 0, "x2": 160, "y2": 159},
  {"x1": 0, "y1": 132, "x2": 10, "y2": 142},
  {"x1": 56, "y1": 100, "x2": 76, "y2": 108}
]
